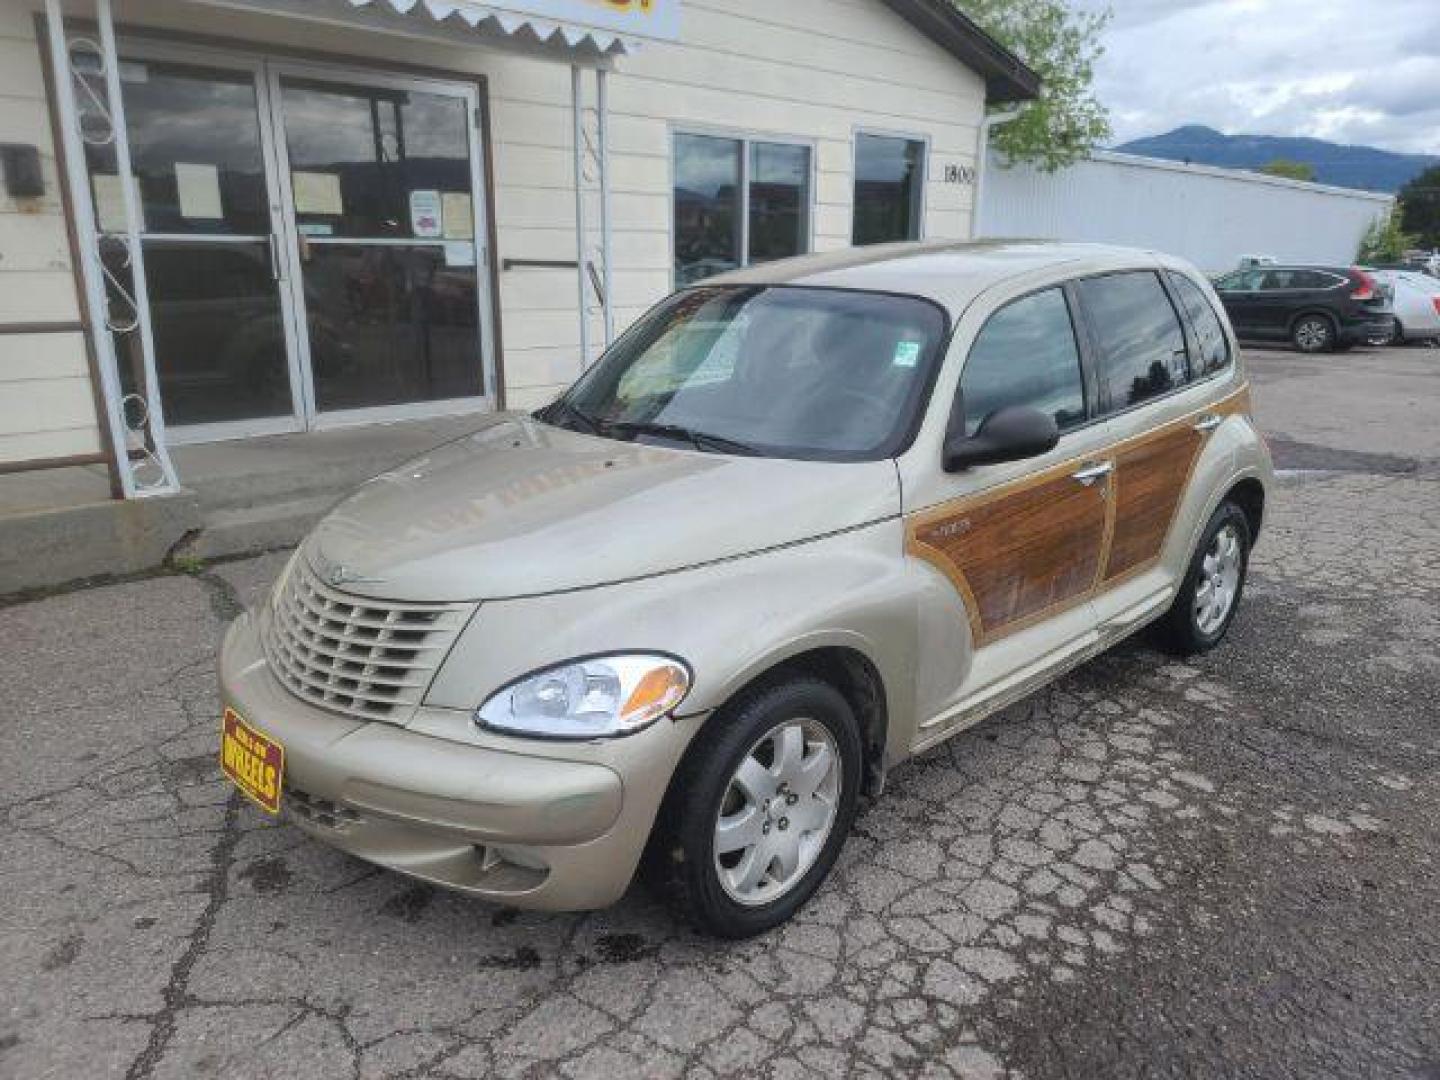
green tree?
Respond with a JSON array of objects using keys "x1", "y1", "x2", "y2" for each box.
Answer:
[
  {"x1": 1398, "y1": 165, "x2": 1440, "y2": 248},
  {"x1": 1357, "y1": 208, "x2": 1415, "y2": 263},
  {"x1": 959, "y1": 0, "x2": 1112, "y2": 172},
  {"x1": 1259, "y1": 158, "x2": 1316, "y2": 182}
]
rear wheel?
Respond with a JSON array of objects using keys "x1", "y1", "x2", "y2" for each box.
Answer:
[
  {"x1": 1292, "y1": 315, "x2": 1334, "y2": 353},
  {"x1": 1150, "y1": 501, "x2": 1251, "y2": 656},
  {"x1": 646, "y1": 676, "x2": 862, "y2": 938}
]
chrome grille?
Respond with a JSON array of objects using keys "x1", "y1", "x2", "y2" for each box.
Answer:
[{"x1": 261, "y1": 555, "x2": 474, "y2": 722}]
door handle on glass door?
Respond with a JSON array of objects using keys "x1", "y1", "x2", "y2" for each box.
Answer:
[
  {"x1": 1071, "y1": 461, "x2": 1113, "y2": 487},
  {"x1": 267, "y1": 234, "x2": 282, "y2": 282},
  {"x1": 1193, "y1": 413, "x2": 1223, "y2": 433}
]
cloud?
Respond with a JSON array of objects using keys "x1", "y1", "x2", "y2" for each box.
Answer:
[{"x1": 1069, "y1": 0, "x2": 1440, "y2": 154}]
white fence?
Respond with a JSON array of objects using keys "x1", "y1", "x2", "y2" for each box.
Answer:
[{"x1": 978, "y1": 149, "x2": 1394, "y2": 273}]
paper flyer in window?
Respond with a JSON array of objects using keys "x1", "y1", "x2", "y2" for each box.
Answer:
[
  {"x1": 410, "y1": 190, "x2": 443, "y2": 239},
  {"x1": 292, "y1": 171, "x2": 342, "y2": 215},
  {"x1": 443, "y1": 241, "x2": 475, "y2": 268},
  {"x1": 442, "y1": 193, "x2": 473, "y2": 239},
  {"x1": 175, "y1": 162, "x2": 223, "y2": 219},
  {"x1": 91, "y1": 174, "x2": 143, "y2": 233}
]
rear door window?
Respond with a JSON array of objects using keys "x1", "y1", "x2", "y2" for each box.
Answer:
[
  {"x1": 958, "y1": 287, "x2": 1087, "y2": 436},
  {"x1": 1166, "y1": 271, "x2": 1231, "y2": 377},
  {"x1": 1076, "y1": 271, "x2": 1190, "y2": 414},
  {"x1": 1261, "y1": 269, "x2": 1301, "y2": 290}
]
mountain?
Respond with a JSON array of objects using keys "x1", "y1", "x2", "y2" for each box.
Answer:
[{"x1": 1115, "y1": 125, "x2": 1438, "y2": 193}]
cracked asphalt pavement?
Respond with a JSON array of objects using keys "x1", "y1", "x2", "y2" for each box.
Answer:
[{"x1": 3, "y1": 344, "x2": 1438, "y2": 1079}]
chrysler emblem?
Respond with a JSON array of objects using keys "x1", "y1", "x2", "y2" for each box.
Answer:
[{"x1": 314, "y1": 553, "x2": 383, "y2": 588}]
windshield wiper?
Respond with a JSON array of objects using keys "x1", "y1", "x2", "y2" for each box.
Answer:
[
  {"x1": 539, "y1": 398, "x2": 601, "y2": 434},
  {"x1": 604, "y1": 420, "x2": 761, "y2": 456}
]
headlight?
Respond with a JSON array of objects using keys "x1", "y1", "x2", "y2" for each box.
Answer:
[{"x1": 474, "y1": 654, "x2": 690, "y2": 740}]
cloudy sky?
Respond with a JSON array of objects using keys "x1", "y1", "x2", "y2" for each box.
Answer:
[{"x1": 1071, "y1": 0, "x2": 1440, "y2": 154}]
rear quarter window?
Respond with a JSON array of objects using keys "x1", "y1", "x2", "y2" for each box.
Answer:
[
  {"x1": 1075, "y1": 271, "x2": 1189, "y2": 414},
  {"x1": 1166, "y1": 271, "x2": 1232, "y2": 378}
]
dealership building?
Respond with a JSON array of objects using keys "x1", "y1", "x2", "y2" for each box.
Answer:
[{"x1": 0, "y1": 0, "x2": 1038, "y2": 505}]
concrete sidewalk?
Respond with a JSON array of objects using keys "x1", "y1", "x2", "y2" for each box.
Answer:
[{"x1": 0, "y1": 413, "x2": 485, "y2": 597}]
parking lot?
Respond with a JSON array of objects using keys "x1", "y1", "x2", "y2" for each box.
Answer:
[{"x1": 2, "y1": 343, "x2": 1437, "y2": 1080}]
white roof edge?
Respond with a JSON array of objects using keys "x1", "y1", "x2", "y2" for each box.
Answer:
[{"x1": 1083, "y1": 149, "x2": 1397, "y2": 204}]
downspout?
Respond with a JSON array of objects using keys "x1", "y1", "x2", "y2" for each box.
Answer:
[
  {"x1": 570, "y1": 64, "x2": 590, "y2": 374},
  {"x1": 597, "y1": 66, "x2": 614, "y2": 349},
  {"x1": 972, "y1": 106, "x2": 1021, "y2": 239}
]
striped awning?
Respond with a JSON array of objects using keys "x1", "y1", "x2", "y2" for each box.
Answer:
[{"x1": 185, "y1": 0, "x2": 681, "y2": 57}]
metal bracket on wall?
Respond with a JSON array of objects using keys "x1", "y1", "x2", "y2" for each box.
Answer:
[{"x1": 43, "y1": 0, "x2": 179, "y2": 498}]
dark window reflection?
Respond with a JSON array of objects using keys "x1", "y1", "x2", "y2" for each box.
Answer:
[
  {"x1": 960, "y1": 288, "x2": 1086, "y2": 436},
  {"x1": 107, "y1": 240, "x2": 293, "y2": 425},
  {"x1": 1167, "y1": 272, "x2": 1231, "y2": 377},
  {"x1": 280, "y1": 79, "x2": 471, "y2": 239},
  {"x1": 853, "y1": 134, "x2": 924, "y2": 246},
  {"x1": 1078, "y1": 272, "x2": 1191, "y2": 411},
  {"x1": 301, "y1": 245, "x2": 480, "y2": 411},
  {"x1": 674, "y1": 133, "x2": 741, "y2": 286},
  {"x1": 748, "y1": 142, "x2": 809, "y2": 265},
  {"x1": 89, "y1": 61, "x2": 269, "y2": 235}
]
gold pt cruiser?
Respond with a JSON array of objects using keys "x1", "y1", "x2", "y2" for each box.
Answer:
[{"x1": 220, "y1": 241, "x2": 1272, "y2": 937}]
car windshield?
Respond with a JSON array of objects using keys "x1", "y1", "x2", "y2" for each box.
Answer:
[{"x1": 545, "y1": 285, "x2": 949, "y2": 461}]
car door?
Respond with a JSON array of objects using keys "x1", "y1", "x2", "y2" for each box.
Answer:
[
  {"x1": 1213, "y1": 268, "x2": 1265, "y2": 335},
  {"x1": 901, "y1": 284, "x2": 1112, "y2": 737},
  {"x1": 1078, "y1": 269, "x2": 1247, "y2": 633},
  {"x1": 1252, "y1": 268, "x2": 1310, "y2": 338}
]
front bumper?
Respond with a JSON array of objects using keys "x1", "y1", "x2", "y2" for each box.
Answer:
[{"x1": 219, "y1": 611, "x2": 700, "y2": 910}]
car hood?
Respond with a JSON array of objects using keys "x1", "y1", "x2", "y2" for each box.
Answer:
[{"x1": 306, "y1": 413, "x2": 901, "y2": 601}]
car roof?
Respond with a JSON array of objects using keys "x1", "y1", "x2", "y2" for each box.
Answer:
[{"x1": 694, "y1": 240, "x2": 1188, "y2": 316}]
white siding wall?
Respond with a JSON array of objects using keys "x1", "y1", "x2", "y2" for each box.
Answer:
[
  {"x1": 980, "y1": 149, "x2": 1394, "y2": 275},
  {"x1": 0, "y1": 1, "x2": 101, "y2": 465},
  {"x1": 12, "y1": 0, "x2": 987, "y2": 437}
]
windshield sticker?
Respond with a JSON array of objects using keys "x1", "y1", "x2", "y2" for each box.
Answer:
[{"x1": 893, "y1": 341, "x2": 922, "y2": 368}]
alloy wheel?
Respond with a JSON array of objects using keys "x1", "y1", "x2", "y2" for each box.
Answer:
[
  {"x1": 1194, "y1": 523, "x2": 1243, "y2": 635},
  {"x1": 1294, "y1": 318, "x2": 1330, "y2": 352},
  {"x1": 713, "y1": 718, "x2": 841, "y2": 906}
]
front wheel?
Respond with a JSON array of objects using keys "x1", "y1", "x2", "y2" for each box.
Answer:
[
  {"x1": 1292, "y1": 315, "x2": 1334, "y2": 353},
  {"x1": 646, "y1": 676, "x2": 862, "y2": 938},
  {"x1": 1150, "y1": 501, "x2": 1252, "y2": 656}
]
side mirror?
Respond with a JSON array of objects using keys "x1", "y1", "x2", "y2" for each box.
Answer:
[{"x1": 943, "y1": 405, "x2": 1060, "y2": 472}]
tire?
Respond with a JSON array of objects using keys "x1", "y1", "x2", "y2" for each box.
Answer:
[
  {"x1": 1391, "y1": 320, "x2": 1406, "y2": 346},
  {"x1": 1149, "y1": 501, "x2": 1252, "y2": 656},
  {"x1": 1291, "y1": 314, "x2": 1334, "y2": 353},
  {"x1": 645, "y1": 676, "x2": 862, "y2": 938}
]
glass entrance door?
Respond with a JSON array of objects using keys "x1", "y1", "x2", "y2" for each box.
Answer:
[
  {"x1": 269, "y1": 68, "x2": 492, "y2": 422},
  {"x1": 89, "y1": 54, "x2": 302, "y2": 438}
]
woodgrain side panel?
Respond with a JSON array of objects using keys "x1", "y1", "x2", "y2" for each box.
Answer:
[
  {"x1": 1099, "y1": 384, "x2": 1250, "y2": 585},
  {"x1": 1102, "y1": 421, "x2": 1205, "y2": 582},
  {"x1": 908, "y1": 464, "x2": 1108, "y2": 645}
]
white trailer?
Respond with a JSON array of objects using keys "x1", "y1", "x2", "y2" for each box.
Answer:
[{"x1": 978, "y1": 149, "x2": 1394, "y2": 274}]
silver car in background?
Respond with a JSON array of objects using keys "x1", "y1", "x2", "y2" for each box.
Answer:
[{"x1": 1373, "y1": 269, "x2": 1440, "y2": 345}]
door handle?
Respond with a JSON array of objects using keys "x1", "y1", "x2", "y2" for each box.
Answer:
[
  {"x1": 1193, "y1": 413, "x2": 1223, "y2": 433},
  {"x1": 266, "y1": 233, "x2": 283, "y2": 282},
  {"x1": 1070, "y1": 461, "x2": 1113, "y2": 487}
]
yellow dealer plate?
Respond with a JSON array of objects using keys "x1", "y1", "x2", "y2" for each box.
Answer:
[{"x1": 220, "y1": 707, "x2": 284, "y2": 815}]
